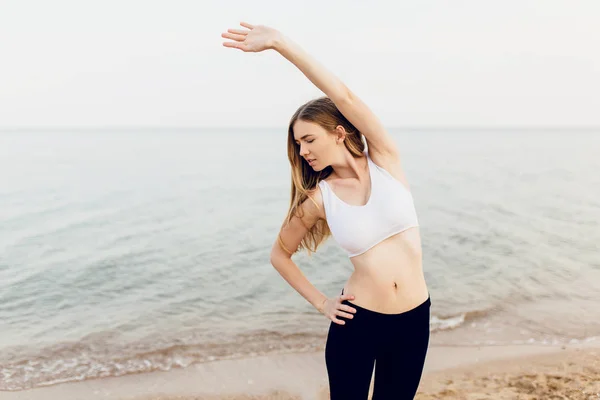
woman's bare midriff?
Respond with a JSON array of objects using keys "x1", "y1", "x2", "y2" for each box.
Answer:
[{"x1": 342, "y1": 226, "x2": 429, "y2": 314}]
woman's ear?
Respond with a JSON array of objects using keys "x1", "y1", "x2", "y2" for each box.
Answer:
[{"x1": 334, "y1": 125, "x2": 346, "y2": 144}]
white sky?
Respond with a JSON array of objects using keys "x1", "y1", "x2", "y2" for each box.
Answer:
[{"x1": 1, "y1": 0, "x2": 599, "y2": 128}]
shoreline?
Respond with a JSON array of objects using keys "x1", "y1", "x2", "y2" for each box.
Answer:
[{"x1": 1, "y1": 343, "x2": 598, "y2": 400}]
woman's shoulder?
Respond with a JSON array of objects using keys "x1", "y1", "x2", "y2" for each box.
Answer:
[{"x1": 306, "y1": 185, "x2": 326, "y2": 220}]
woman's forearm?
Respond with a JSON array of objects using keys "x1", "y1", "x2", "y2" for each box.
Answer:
[
  {"x1": 272, "y1": 33, "x2": 350, "y2": 103},
  {"x1": 270, "y1": 255, "x2": 328, "y2": 313}
]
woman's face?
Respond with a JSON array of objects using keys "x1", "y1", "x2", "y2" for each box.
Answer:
[{"x1": 292, "y1": 120, "x2": 337, "y2": 171}]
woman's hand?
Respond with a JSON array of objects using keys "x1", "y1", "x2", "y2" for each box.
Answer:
[
  {"x1": 221, "y1": 22, "x2": 282, "y2": 53},
  {"x1": 320, "y1": 294, "x2": 357, "y2": 325}
]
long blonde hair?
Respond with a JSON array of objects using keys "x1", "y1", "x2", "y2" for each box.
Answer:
[{"x1": 278, "y1": 96, "x2": 365, "y2": 256}]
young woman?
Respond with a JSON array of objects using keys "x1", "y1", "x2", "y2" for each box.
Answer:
[{"x1": 222, "y1": 22, "x2": 431, "y2": 399}]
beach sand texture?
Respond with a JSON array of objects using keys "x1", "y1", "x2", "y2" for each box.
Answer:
[{"x1": 1, "y1": 343, "x2": 598, "y2": 400}]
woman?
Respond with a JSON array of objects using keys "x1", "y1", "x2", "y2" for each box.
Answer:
[{"x1": 222, "y1": 22, "x2": 431, "y2": 399}]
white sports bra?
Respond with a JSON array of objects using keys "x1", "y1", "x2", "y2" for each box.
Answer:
[{"x1": 317, "y1": 149, "x2": 419, "y2": 258}]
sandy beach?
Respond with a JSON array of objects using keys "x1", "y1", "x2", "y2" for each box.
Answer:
[
  {"x1": 416, "y1": 345, "x2": 600, "y2": 400},
  {"x1": 1, "y1": 342, "x2": 598, "y2": 400}
]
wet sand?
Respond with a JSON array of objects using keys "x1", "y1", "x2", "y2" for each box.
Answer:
[{"x1": 1, "y1": 343, "x2": 598, "y2": 400}]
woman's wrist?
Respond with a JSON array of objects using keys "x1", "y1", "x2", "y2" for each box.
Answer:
[
  {"x1": 270, "y1": 31, "x2": 287, "y2": 52},
  {"x1": 316, "y1": 297, "x2": 327, "y2": 313}
]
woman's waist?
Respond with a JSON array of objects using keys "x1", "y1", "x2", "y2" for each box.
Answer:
[
  {"x1": 349, "y1": 259, "x2": 424, "y2": 288},
  {"x1": 344, "y1": 261, "x2": 427, "y2": 314}
]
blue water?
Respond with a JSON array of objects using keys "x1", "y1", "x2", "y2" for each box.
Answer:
[{"x1": 1, "y1": 128, "x2": 599, "y2": 390}]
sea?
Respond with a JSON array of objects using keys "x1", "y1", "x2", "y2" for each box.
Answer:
[{"x1": 0, "y1": 128, "x2": 599, "y2": 391}]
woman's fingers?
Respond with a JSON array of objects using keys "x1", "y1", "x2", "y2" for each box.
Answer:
[
  {"x1": 342, "y1": 304, "x2": 357, "y2": 314},
  {"x1": 336, "y1": 310, "x2": 354, "y2": 319},
  {"x1": 333, "y1": 309, "x2": 352, "y2": 324},
  {"x1": 221, "y1": 32, "x2": 246, "y2": 42},
  {"x1": 221, "y1": 30, "x2": 247, "y2": 50},
  {"x1": 227, "y1": 28, "x2": 248, "y2": 35},
  {"x1": 221, "y1": 24, "x2": 250, "y2": 51},
  {"x1": 222, "y1": 41, "x2": 246, "y2": 51},
  {"x1": 221, "y1": 22, "x2": 276, "y2": 53}
]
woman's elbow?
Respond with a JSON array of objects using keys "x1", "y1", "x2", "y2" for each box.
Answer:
[{"x1": 270, "y1": 248, "x2": 292, "y2": 267}]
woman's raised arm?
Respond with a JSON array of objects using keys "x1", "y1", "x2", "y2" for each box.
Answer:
[
  {"x1": 222, "y1": 22, "x2": 401, "y2": 158},
  {"x1": 271, "y1": 32, "x2": 351, "y2": 104},
  {"x1": 221, "y1": 22, "x2": 350, "y2": 103}
]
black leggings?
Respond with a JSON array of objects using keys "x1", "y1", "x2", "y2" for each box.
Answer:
[{"x1": 325, "y1": 288, "x2": 431, "y2": 400}]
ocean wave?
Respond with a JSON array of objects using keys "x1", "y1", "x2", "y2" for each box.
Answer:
[{"x1": 430, "y1": 308, "x2": 493, "y2": 332}]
